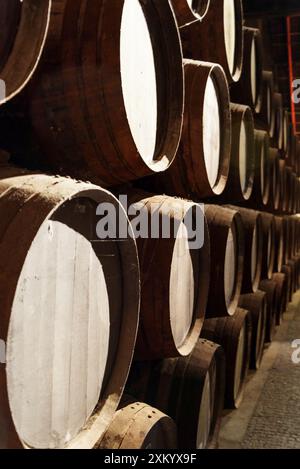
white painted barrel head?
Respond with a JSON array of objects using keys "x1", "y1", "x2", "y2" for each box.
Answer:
[
  {"x1": 239, "y1": 119, "x2": 248, "y2": 194},
  {"x1": 250, "y1": 37, "x2": 257, "y2": 106},
  {"x1": 251, "y1": 222, "x2": 258, "y2": 284},
  {"x1": 196, "y1": 372, "x2": 211, "y2": 449},
  {"x1": 224, "y1": 228, "x2": 237, "y2": 309},
  {"x1": 203, "y1": 75, "x2": 221, "y2": 188},
  {"x1": 223, "y1": 0, "x2": 236, "y2": 75},
  {"x1": 120, "y1": 0, "x2": 158, "y2": 166},
  {"x1": 169, "y1": 222, "x2": 194, "y2": 349},
  {"x1": 233, "y1": 324, "x2": 246, "y2": 401},
  {"x1": 7, "y1": 214, "x2": 110, "y2": 449}
]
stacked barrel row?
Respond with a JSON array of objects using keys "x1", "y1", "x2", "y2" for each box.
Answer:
[{"x1": 0, "y1": 0, "x2": 299, "y2": 450}]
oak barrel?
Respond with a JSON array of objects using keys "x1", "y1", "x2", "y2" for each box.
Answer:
[
  {"x1": 274, "y1": 217, "x2": 284, "y2": 273},
  {"x1": 247, "y1": 130, "x2": 270, "y2": 209},
  {"x1": 259, "y1": 279, "x2": 277, "y2": 343},
  {"x1": 180, "y1": 0, "x2": 244, "y2": 83},
  {"x1": 201, "y1": 309, "x2": 251, "y2": 409},
  {"x1": 272, "y1": 93, "x2": 284, "y2": 151},
  {"x1": 272, "y1": 273, "x2": 287, "y2": 325},
  {"x1": 239, "y1": 291, "x2": 267, "y2": 370},
  {"x1": 231, "y1": 28, "x2": 263, "y2": 113},
  {"x1": 0, "y1": 166, "x2": 140, "y2": 449},
  {"x1": 227, "y1": 206, "x2": 263, "y2": 294},
  {"x1": 255, "y1": 71, "x2": 275, "y2": 137},
  {"x1": 205, "y1": 205, "x2": 244, "y2": 317},
  {"x1": 126, "y1": 339, "x2": 225, "y2": 449},
  {"x1": 260, "y1": 212, "x2": 276, "y2": 280},
  {"x1": 218, "y1": 104, "x2": 255, "y2": 203},
  {"x1": 145, "y1": 60, "x2": 231, "y2": 200},
  {"x1": 127, "y1": 193, "x2": 210, "y2": 360},
  {"x1": 0, "y1": 0, "x2": 51, "y2": 104},
  {"x1": 267, "y1": 148, "x2": 281, "y2": 213},
  {"x1": 20, "y1": 0, "x2": 184, "y2": 186},
  {"x1": 97, "y1": 400, "x2": 177, "y2": 450}
]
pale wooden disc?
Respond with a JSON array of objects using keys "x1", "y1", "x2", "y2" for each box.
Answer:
[
  {"x1": 224, "y1": 0, "x2": 236, "y2": 75},
  {"x1": 250, "y1": 37, "x2": 257, "y2": 105},
  {"x1": 169, "y1": 222, "x2": 194, "y2": 348},
  {"x1": 7, "y1": 219, "x2": 110, "y2": 449},
  {"x1": 203, "y1": 75, "x2": 221, "y2": 188},
  {"x1": 234, "y1": 324, "x2": 246, "y2": 401},
  {"x1": 224, "y1": 228, "x2": 236, "y2": 308},
  {"x1": 251, "y1": 223, "x2": 258, "y2": 283},
  {"x1": 120, "y1": 0, "x2": 157, "y2": 164},
  {"x1": 196, "y1": 372, "x2": 211, "y2": 449},
  {"x1": 239, "y1": 119, "x2": 248, "y2": 194}
]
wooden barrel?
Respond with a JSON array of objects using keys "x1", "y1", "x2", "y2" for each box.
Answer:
[
  {"x1": 267, "y1": 148, "x2": 281, "y2": 212},
  {"x1": 180, "y1": 0, "x2": 244, "y2": 83},
  {"x1": 126, "y1": 339, "x2": 225, "y2": 449},
  {"x1": 272, "y1": 273, "x2": 287, "y2": 325},
  {"x1": 127, "y1": 193, "x2": 210, "y2": 360},
  {"x1": 19, "y1": 0, "x2": 184, "y2": 186},
  {"x1": 0, "y1": 0, "x2": 51, "y2": 104},
  {"x1": 286, "y1": 132, "x2": 296, "y2": 171},
  {"x1": 97, "y1": 400, "x2": 177, "y2": 449},
  {"x1": 255, "y1": 71, "x2": 275, "y2": 137},
  {"x1": 279, "y1": 160, "x2": 287, "y2": 213},
  {"x1": 282, "y1": 217, "x2": 291, "y2": 264},
  {"x1": 239, "y1": 291, "x2": 267, "y2": 370},
  {"x1": 259, "y1": 279, "x2": 277, "y2": 343},
  {"x1": 286, "y1": 170, "x2": 293, "y2": 215},
  {"x1": 290, "y1": 172, "x2": 298, "y2": 215},
  {"x1": 282, "y1": 110, "x2": 291, "y2": 158},
  {"x1": 274, "y1": 217, "x2": 284, "y2": 273},
  {"x1": 281, "y1": 264, "x2": 293, "y2": 303},
  {"x1": 287, "y1": 258, "x2": 297, "y2": 295},
  {"x1": 227, "y1": 206, "x2": 263, "y2": 294},
  {"x1": 272, "y1": 93, "x2": 284, "y2": 151},
  {"x1": 170, "y1": 0, "x2": 210, "y2": 27},
  {"x1": 0, "y1": 166, "x2": 140, "y2": 449},
  {"x1": 291, "y1": 173, "x2": 299, "y2": 214},
  {"x1": 205, "y1": 205, "x2": 244, "y2": 317},
  {"x1": 247, "y1": 130, "x2": 270, "y2": 209},
  {"x1": 201, "y1": 309, "x2": 251, "y2": 409},
  {"x1": 260, "y1": 212, "x2": 276, "y2": 280},
  {"x1": 145, "y1": 60, "x2": 231, "y2": 200},
  {"x1": 231, "y1": 28, "x2": 263, "y2": 113},
  {"x1": 218, "y1": 104, "x2": 255, "y2": 203}
]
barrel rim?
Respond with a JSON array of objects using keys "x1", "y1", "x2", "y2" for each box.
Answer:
[
  {"x1": 208, "y1": 64, "x2": 232, "y2": 195},
  {"x1": 170, "y1": 0, "x2": 211, "y2": 27},
  {"x1": 0, "y1": 171, "x2": 140, "y2": 449},
  {"x1": 119, "y1": 0, "x2": 185, "y2": 173},
  {"x1": 0, "y1": 0, "x2": 51, "y2": 105}
]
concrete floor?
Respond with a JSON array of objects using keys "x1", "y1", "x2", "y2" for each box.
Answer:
[{"x1": 219, "y1": 290, "x2": 300, "y2": 449}]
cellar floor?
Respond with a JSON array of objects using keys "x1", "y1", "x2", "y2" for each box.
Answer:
[{"x1": 219, "y1": 290, "x2": 300, "y2": 449}]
